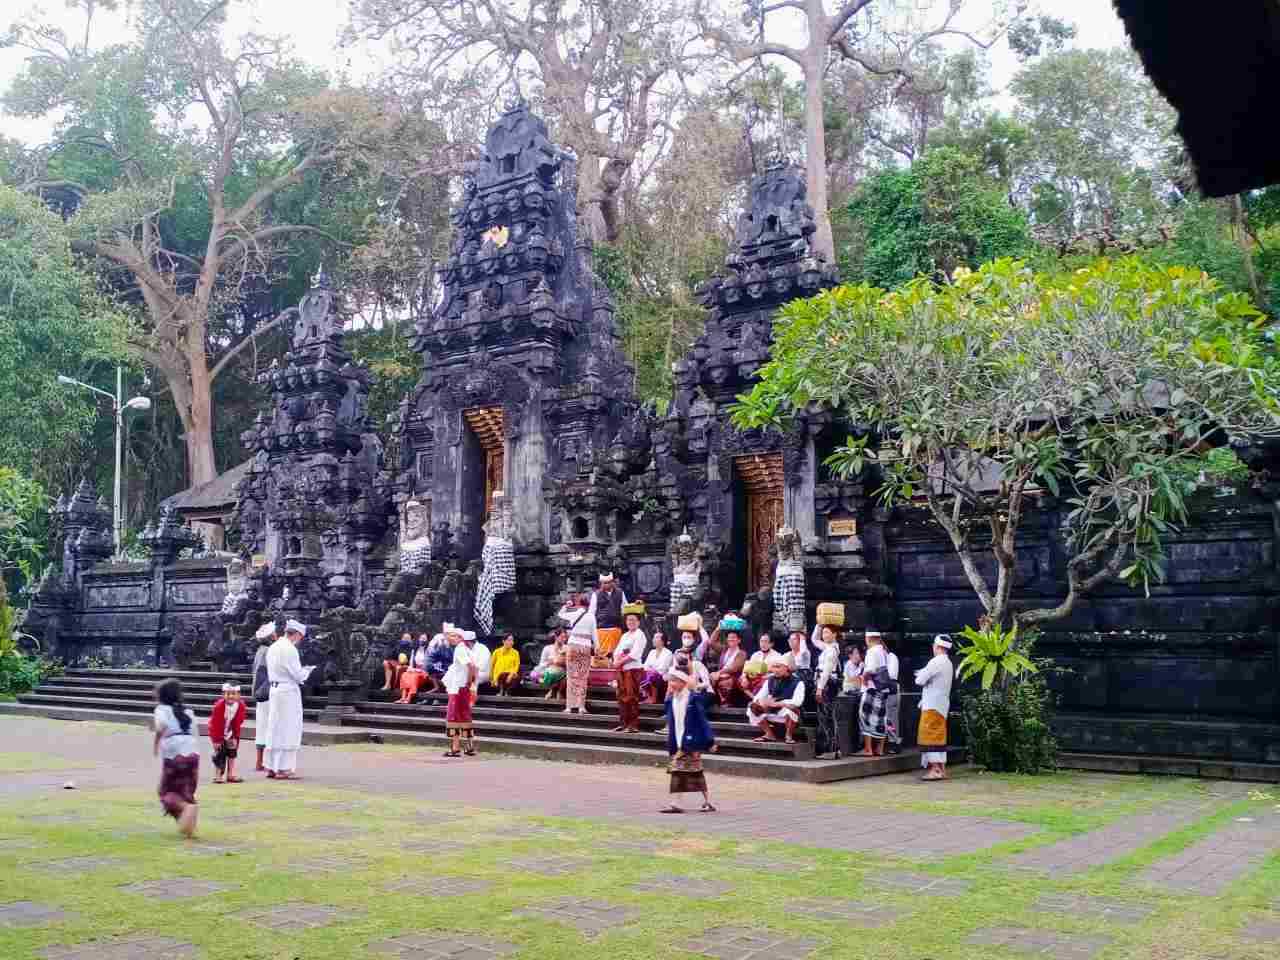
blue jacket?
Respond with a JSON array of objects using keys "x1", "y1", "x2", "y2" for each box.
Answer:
[{"x1": 665, "y1": 691, "x2": 716, "y2": 756}]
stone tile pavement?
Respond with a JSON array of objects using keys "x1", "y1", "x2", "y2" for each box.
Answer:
[
  {"x1": 500, "y1": 854, "x2": 597, "y2": 876},
  {"x1": 281, "y1": 853, "x2": 374, "y2": 873},
  {"x1": 1031, "y1": 893, "x2": 1155, "y2": 924},
  {"x1": 384, "y1": 876, "x2": 494, "y2": 897},
  {"x1": 967, "y1": 926, "x2": 1113, "y2": 959},
  {"x1": 1006, "y1": 804, "x2": 1210, "y2": 874},
  {"x1": 513, "y1": 896, "x2": 643, "y2": 936},
  {"x1": 32, "y1": 856, "x2": 128, "y2": 874},
  {"x1": 118, "y1": 878, "x2": 235, "y2": 901},
  {"x1": 630, "y1": 875, "x2": 735, "y2": 898},
  {"x1": 39, "y1": 936, "x2": 199, "y2": 960},
  {"x1": 0, "y1": 900, "x2": 78, "y2": 926},
  {"x1": 242, "y1": 901, "x2": 361, "y2": 931},
  {"x1": 369, "y1": 932, "x2": 519, "y2": 958},
  {"x1": 678, "y1": 927, "x2": 820, "y2": 959},
  {"x1": 868, "y1": 869, "x2": 973, "y2": 896},
  {"x1": 731, "y1": 852, "x2": 817, "y2": 871},
  {"x1": 1240, "y1": 912, "x2": 1280, "y2": 942},
  {"x1": 1139, "y1": 814, "x2": 1280, "y2": 895},
  {"x1": 786, "y1": 897, "x2": 899, "y2": 927}
]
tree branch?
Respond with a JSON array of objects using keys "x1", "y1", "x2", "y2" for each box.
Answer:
[{"x1": 209, "y1": 307, "x2": 297, "y2": 382}]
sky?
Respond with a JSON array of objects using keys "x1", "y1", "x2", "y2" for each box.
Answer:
[{"x1": 0, "y1": 0, "x2": 1132, "y2": 145}]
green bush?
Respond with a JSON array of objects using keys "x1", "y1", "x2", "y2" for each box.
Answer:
[
  {"x1": 962, "y1": 672, "x2": 1058, "y2": 774},
  {"x1": 0, "y1": 600, "x2": 59, "y2": 697}
]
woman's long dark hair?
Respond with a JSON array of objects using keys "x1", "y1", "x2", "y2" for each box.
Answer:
[{"x1": 156, "y1": 678, "x2": 192, "y2": 735}]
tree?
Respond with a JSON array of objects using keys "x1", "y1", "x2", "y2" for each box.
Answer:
[
  {"x1": 345, "y1": 0, "x2": 711, "y2": 244},
  {"x1": 733, "y1": 258, "x2": 1280, "y2": 629},
  {"x1": 698, "y1": 0, "x2": 1023, "y2": 262},
  {"x1": 838, "y1": 146, "x2": 1032, "y2": 286},
  {"x1": 0, "y1": 184, "x2": 131, "y2": 493},
  {"x1": 3, "y1": 0, "x2": 401, "y2": 486},
  {"x1": 0, "y1": 467, "x2": 48, "y2": 606}
]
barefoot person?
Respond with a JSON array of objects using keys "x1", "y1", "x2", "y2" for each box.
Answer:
[
  {"x1": 746, "y1": 653, "x2": 805, "y2": 744},
  {"x1": 490, "y1": 633, "x2": 522, "y2": 697},
  {"x1": 153, "y1": 678, "x2": 200, "y2": 837},
  {"x1": 558, "y1": 594, "x2": 595, "y2": 715},
  {"x1": 264, "y1": 619, "x2": 314, "y2": 780},
  {"x1": 640, "y1": 632, "x2": 673, "y2": 704},
  {"x1": 915, "y1": 634, "x2": 955, "y2": 781},
  {"x1": 858, "y1": 629, "x2": 891, "y2": 756},
  {"x1": 442, "y1": 624, "x2": 477, "y2": 758},
  {"x1": 382, "y1": 632, "x2": 413, "y2": 691},
  {"x1": 661, "y1": 667, "x2": 716, "y2": 814}
]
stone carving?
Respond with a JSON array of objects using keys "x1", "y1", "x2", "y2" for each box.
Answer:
[
  {"x1": 398, "y1": 499, "x2": 432, "y2": 574},
  {"x1": 772, "y1": 526, "x2": 805, "y2": 632},
  {"x1": 668, "y1": 528, "x2": 702, "y2": 615},
  {"x1": 474, "y1": 491, "x2": 517, "y2": 635}
]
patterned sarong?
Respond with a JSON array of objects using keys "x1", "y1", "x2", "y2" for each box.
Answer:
[
  {"x1": 668, "y1": 751, "x2": 707, "y2": 794},
  {"x1": 565, "y1": 645, "x2": 592, "y2": 709},
  {"x1": 158, "y1": 754, "x2": 199, "y2": 818},
  {"x1": 540, "y1": 667, "x2": 566, "y2": 688},
  {"x1": 859, "y1": 685, "x2": 889, "y2": 740},
  {"x1": 772, "y1": 561, "x2": 805, "y2": 631},
  {"x1": 445, "y1": 691, "x2": 473, "y2": 732},
  {"x1": 669, "y1": 572, "x2": 698, "y2": 611},
  {"x1": 617, "y1": 669, "x2": 642, "y2": 728},
  {"x1": 474, "y1": 536, "x2": 516, "y2": 635},
  {"x1": 595, "y1": 627, "x2": 622, "y2": 657}
]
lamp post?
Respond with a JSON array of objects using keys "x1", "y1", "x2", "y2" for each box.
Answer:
[{"x1": 56, "y1": 366, "x2": 152, "y2": 558}]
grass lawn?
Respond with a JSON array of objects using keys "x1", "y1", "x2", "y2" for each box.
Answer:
[{"x1": 1, "y1": 732, "x2": 1278, "y2": 959}]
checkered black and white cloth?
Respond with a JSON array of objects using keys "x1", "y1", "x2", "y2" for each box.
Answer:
[
  {"x1": 669, "y1": 571, "x2": 698, "y2": 610},
  {"x1": 474, "y1": 536, "x2": 516, "y2": 635},
  {"x1": 399, "y1": 541, "x2": 432, "y2": 574},
  {"x1": 773, "y1": 561, "x2": 805, "y2": 630}
]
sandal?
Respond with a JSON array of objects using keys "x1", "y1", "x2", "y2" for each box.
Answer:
[
  {"x1": 785, "y1": 737, "x2": 796, "y2": 744},
  {"x1": 463, "y1": 749, "x2": 476, "y2": 756},
  {"x1": 265, "y1": 771, "x2": 277, "y2": 779},
  {"x1": 226, "y1": 777, "x2": 243, "y2": 784},
  {"x1": 659, "y1": 805, "x2": 684, "y2": 814},
  {"x1": 752, "y1": 735, "x2": 776, "y2": 743},
  {"x1": 700, "y1": 802, "x2": 717, "y2": 813},
  {"x1": 443, "y1": 750, "x2": 461, "y2": 758}
]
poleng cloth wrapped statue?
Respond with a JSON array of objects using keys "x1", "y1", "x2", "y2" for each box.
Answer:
[
  {"x1": 474, "y1": 493, "x2": 516, "y2": 635},
  {"x1": 772, "y1": 526, "x2": 805, "y2": 631}
]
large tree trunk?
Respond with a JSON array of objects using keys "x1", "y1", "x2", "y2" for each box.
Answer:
[
  {"x1": 575, "y1": 153, "x2": 613, "y2": 245},
  {"x1": 802, "y1": 53, "x2": 835, "y2": 262},
  {"x1": 184, "y1": 358, "x2": 218, "y2": 487}
]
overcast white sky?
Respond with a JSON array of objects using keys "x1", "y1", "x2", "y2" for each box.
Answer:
[{"x1": 0, "y1": 0, "x2": 1131, "y2": 145}]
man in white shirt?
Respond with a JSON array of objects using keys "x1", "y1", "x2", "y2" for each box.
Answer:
[
  {"x1": 264, "y1": 619, "x2": 314, "y2": 779},
  {"x1": 915, "y1": 634, "x2": 955, "y2": 781},
  {"x1": 746, "y1": 653, "x2": 806, "y2": 743},
  {"x1": 471, "y1": 634, "x2": 492, "y2": 691},
  {"x1": 885, "y1": 639, "x2": 902, "y2": 754},
  {"x1": 612, "y1": 606, "x2": 648, "y2": 732},
  {"x1": 442, "y1": 625, "x2": 477, "y2": 757},
  {"x1": 858, "y1": 630, "x2": 890, "y2": 756}
]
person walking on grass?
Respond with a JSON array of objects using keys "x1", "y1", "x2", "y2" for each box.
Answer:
[
  {"x1": 264, "y1": 619, "x2": 314, "y2": 780},
  {"x1": 661, "y1": 667, "x2": 716, "y2": 814},
  {"x1": 153, "y1": 678, "x2": 200, "y2": 838},
  {"x1": 209, "y1": 683, "x2": 245, "y2": 784}
]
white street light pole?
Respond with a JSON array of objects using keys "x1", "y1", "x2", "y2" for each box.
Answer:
[{"x1": 56, "y1": 366, "x2": 152, "y2": 558}]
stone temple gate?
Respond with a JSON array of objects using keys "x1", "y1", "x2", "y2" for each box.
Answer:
[{"x1": 19, "y1": 102, "x2": 1280, "y2": 768}]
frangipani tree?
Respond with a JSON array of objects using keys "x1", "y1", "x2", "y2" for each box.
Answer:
[{"x1": 733, "y1": 257, "x2": 1280, "y2": 628}]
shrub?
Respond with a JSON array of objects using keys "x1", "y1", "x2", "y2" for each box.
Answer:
[{"x1": 962, "y1": 671, "x2": 1058, "y2": 774}]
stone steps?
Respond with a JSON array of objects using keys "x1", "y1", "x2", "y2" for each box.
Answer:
[{"x1": 16, "y1": 691, "x2": 325, "y2": 724}]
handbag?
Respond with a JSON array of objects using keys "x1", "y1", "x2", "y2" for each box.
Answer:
[{"x1": 253, "y1": 661, "x2": 270, "y2": 703}]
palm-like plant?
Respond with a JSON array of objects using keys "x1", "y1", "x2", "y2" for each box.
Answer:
[{"x1": 956, "y1": 622, "x2": 1038, "y2": 691}]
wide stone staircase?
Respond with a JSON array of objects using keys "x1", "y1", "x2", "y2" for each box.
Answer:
[{"x1": 3, "y1": 668, "x2": 941, "y2": 782}]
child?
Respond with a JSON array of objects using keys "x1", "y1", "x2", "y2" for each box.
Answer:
[
  {"x1": 209, "y1": 683, "x2": 246, "y2": 784},
  {"x1": 661, "y1": 667, "x2": 716, "y2": 814},
  {"x1": 153, "y1": 678, "x2": 200, "y2": 838}
]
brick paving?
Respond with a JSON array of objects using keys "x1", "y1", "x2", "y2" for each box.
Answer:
[
  {"x1": 1031, "y1": 893, "x2": 1155, "y2": 924},
  {"x1": 1006, "y1": 804, "x2": 1210, "y2": 874},
  {"x1": 966, "y1": 926, "x2": 1113, "y2": 958},
  {"x1": 868, "y1": 870, "x2": 973, "y2": 895},
  {"x1": 731, "y1": 852, "x2": 817, "y2": 871},
  {"x1": 1240, "y1": 914, "x2": 1280, "y2": 942},
  {"x1": 300, "y1": 823, "x2": 368, "y2": 841},
  {"x1": 514, "y1": 896, "x2": 643, "y2": 936},
  {"x1": 242, "y1": 901, "x2": 360, "y2": 931},
  {"x1": 33, "y1": 856, "x2": 128, "y2": 874},
  {"x1": 678, "y1": 927, "x2": 820, "y2": 959},
  {"x1": 383, "y1": 876, "x2": 494, "y2": 897},
  {"x1": 369, "y1": 932, "x2": 519, "y2": 958},
  {"x1": 284, "y1": 853, "x2": 373, "y2": 873},
  {"x1": 401, "y1": 838, "x2": 478, "y2": 856},
  {"x1": 501, "y1": 854, "x2": 597, "y2": 876},
  {"x1": 630, "y1": 875, "x2": 735, "y2": 898},
  {"x1": 39, "y1": 936, "x2": 199, "y2": 959},
  {"x1": 119, "y1": 878, "x2": 235, "y2": 900},
  {"x1": 786, "y1": 897, "x2": 899, "y2": 927},
  {"x1": 1138, "y1": 814, "x2": 1280, "y2": 895},
  {"x1": 186, "y1": 843, "x2": 249, "y2": 856},
  {"x1": 0, "y1": 900, "x2": 77, "y2": 926}
]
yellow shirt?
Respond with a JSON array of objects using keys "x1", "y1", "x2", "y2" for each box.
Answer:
[{"x1": 490, "y1": 647, "x2": 521, "y2": 680}]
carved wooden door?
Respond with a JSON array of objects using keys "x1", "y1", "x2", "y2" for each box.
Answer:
[
  {"x1": 736, "y1": 453, "x2": 785, "y2": 594},
  {"x1": 462, "y1": 406, "x2": 506, "y2": 524}
]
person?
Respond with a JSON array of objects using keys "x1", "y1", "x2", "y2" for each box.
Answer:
[
  {"x1": 382, "y1": 631, "x2": 413, "y2": 691},
  {"x1": 426, "y1": 630, "x2": 453, "y2": 692},
  {"x1": 915, "y1": 634, "x2": 955, "y2": 781},
  {"x1": 812, "y1": 622, "x2": 843, "y2": 757},
  {"x1": 747, "y1": 653, "x2": 806, "y2": 744},
  {"x1": 558, "y1": 594, "x2": 595, "y2": 715},
  {"x1": 442, "y1": 624, "x2": 477, "y2": 757},
  {"x1": 588, "y1": 572, "x2": 628, "y2": 658},
  {"x1": 264, "y1": 619, "x2": 315, "y2": 780},
  {"x1": 250, "y1": 621, "x2": 274, "y2": 772},
  {"x1": 153, "y1": 678, "x2": 200, "y2": 837},
  {"x1": 709, "y1": 620, "x2": 748, "y2": 706},
  {"x1": 612, "y1": 605, "x2": 648, "y2": 732},
  {"x1": 490, "y1": 634, "x2": 522, "y2": 696},
  {"x1": 397, "y1": 635, "x2": 431, "y2": 704},
  {"x1": 209, "y1": 683, "x2": 245, "y2": 784},
  {"x1": 787, "y1": 628, "x2": 813, "y2": 705},
  {"x1": 884, "y1": 636, "x2": 902, "y2": 754},
  {"x1": 737, "y1": 633, "x2": 774, "y2": 700},
  {"x1": 674, "y1": 628, "x2": 712, "y2": 692},
  {"x1": 471, "y1": 633, "x2": 492, "y2": 693},
  {"x1": 661, "y1": 667, "x2": 716, "y2": 814},
  {"x1": 640, "y1": 632, "x2": 674, "y2": 703},
  {"x1": 842, "y1": 645, "x2": 864, "y2": 694},
  {"x1": 536, "y1": 630, "x2": 568, "y2": 701},
  {"x1": 858, "y1": 629, "x2": 891, "y2": 756}
]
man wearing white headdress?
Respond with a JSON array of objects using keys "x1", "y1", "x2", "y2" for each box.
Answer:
[
  {"x1": 914, "y1": 634, "x2": 955, "y2": 781},
  {"x1": 264, "y1": 619, "x2": 314, "y2": 780},
  {"x1": 250, "y1": 622, "x2": 275, "y2": 772},
  {"x1": 587, "y1": 572, "x2": 627, "y2": 658}
]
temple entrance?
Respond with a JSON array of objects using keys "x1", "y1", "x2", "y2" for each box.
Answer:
[
  {"x1": 463, "y1": 406, "x2": 505, "y2": 523},
  {"x1": 735, "y1": 453, "x2": 785, "y2": 596}
]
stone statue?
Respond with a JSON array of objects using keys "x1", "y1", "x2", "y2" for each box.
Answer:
[
  {"x1": 474, "y1": 491, "x2": 517, "y2": 635},
  {"x1": 220, "y1": 557, "x2": 251, "y2": 619},
  {"x1": 772, "y1": 525, "x2": 805, "y2": 632},
  {"x1": 398, "y1": 499, "x2": 432, "y2": 574},
  {"x1": 669, "y1": 527, "x2": 702, "y2": 614}
]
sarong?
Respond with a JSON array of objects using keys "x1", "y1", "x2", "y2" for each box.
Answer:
[
  {"x1": 668, "y1": 751, "x2": 707, "y2": 794},
  {"x1": 617, "y1": 669, "x2": 641, "y2": 728},
  {"x1": 400, "y1": 668, "x2": 427, "y2": 700},
  {"x1": 212, "y1": 741, "x2": 238, "y2": 774},
  {"x1": 738, "y1": 673, "x2": 766, "y2": 699},
  {"x1": 158, "y1": 754, "x2": 199, "y2": 818},
  {"x1": 918, "y1": 708, "x2": 948, "y2": 765},
  {"x1": 640, "y1": 669, "x2": 666, "y2": 701},
  {"x1": 859, "y1": 685, "x2": 889, "y2": 740},
  {"x1": 713, "y1": 673, "x2": 739, "y2": 706},
  {"x1": 815, "y1": 679, "x2": 841, "y2": 755},
  {"x1": 566, "y1": 645, "x2": 592, "y2": 709},
  {"x1": 772, "y1": 561, "x2": 805, "y2": 631},
  {"x1": 254, "y1": 699, "x2": 270, "y2": 747},
  {"x1": 669, "y1": 572, "x2": 698, "y2": 610},
  {"x1": 445, "y1": 691, "x2": 473, "y2": 733},
  {"x1": 541, "y1": 667, "x2": 566, "y2": 688},
  {"x1": 886, "y1": 684, "x2": 902, "y2": 745},
  {"x1": 474, "y1": 536, "x2": 516, "y2": 635},
  {"x1": 596, "y1": 627, "x2": 622, "y2": 657}
]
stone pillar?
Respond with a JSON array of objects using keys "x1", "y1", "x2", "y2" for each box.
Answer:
[
  {"x1": 788, "y1": 433, "x2": 818, "y2": 545},
  {"x1": 509, "y1": 399, "x2": 547, "y2": 548}
]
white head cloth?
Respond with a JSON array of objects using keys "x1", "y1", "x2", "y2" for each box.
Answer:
[
  {"x1": 463, "y1": 630, "x2": 477, "y2": 642},
  {"x1": 598, "y1": 572, "x2": 615, "y2": 583},
  {"x1": 254, "y1": 622, "x2": 275, "y2": 640},
  {"x1": 444, "y1": 622, "x2": 462, "y2": 637},
  {"x1": 285, "y1": 619, "x2": 307, "y2": 637},
  {"x1": 222, "y1": 682, "x2": 234, "y2": 694},
  {"x1": 933, "y1": 634, "x2": 953, "y2": 649}
]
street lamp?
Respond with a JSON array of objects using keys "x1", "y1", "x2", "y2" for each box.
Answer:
[{"x1": 56, "y1": 366, "x2": 152, "y2": 558}]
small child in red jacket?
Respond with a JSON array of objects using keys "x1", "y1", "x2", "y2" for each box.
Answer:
[{"x1": 209, "y1": 683, "x2": 246, "y2": 784}]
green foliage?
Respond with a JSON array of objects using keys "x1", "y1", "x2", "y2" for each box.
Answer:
[
  {"x1": 734, "y1": 257, "x2": 1280, "y2": 627},
  {"x1": 955, "y1": 623, "x2": 1038, "y2": 691},
  {"x1": 962, "y1": 672, "x2": 1059, "y2": 775},
  {"x1": 840, "y1": 148, "x2": 1032, "y2": 287},
  {"x1": 0, "y1": 468, "x2": 49, "y2": 599},
  {"x1": 0, "y1": 600, "x2": 58, "y2": 697}
]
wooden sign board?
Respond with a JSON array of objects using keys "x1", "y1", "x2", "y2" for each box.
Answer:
[{"x1": 828, "y1": 519, "x2": 858, "y2": 537}]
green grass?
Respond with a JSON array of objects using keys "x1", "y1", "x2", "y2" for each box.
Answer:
[{"x1": 1, "y1": 755, "x2": 1278, "y2": 959}]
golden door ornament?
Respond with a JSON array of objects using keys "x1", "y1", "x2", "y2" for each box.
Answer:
[{"x1": 735, "y1": 453, "x2": 786, "y2": 594}]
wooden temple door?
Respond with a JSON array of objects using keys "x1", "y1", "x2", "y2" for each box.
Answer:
[
  {"x1": 736, "y1": 453, "x2": 785, "y2": 594},
  {"x1": 462, "y1": 406, "x2": 505, "y2": 523}
]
